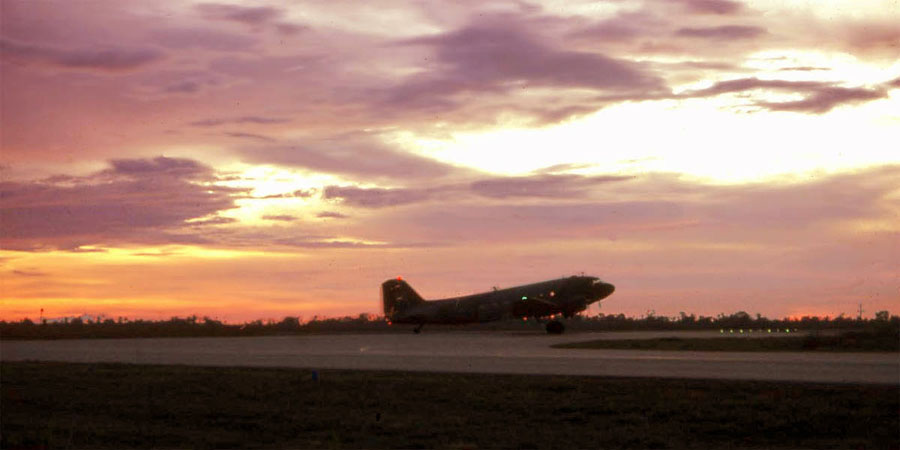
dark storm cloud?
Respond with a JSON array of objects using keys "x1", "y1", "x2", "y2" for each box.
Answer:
[
  {"x1": 0, "y1": 38, "x2": 164, "y2": 72},
  {"x1": 0, "y1": 157, "x2": 246, "y2": 251},
  {"x1": 675, "y1": 25, "x2": 767, "y2": 40}
]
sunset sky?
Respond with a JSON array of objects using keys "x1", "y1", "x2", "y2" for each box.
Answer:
[{"x1": 1, "y1": 0, "x2": 898, "y2": 322}]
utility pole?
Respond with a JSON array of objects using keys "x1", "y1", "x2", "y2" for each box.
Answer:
[{"x1": 857, "y1": 303, "x2": 864, "y2": 320}]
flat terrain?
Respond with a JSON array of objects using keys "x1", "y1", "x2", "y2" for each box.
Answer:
[
  {"x1": 2, "y1": 331, "x2": 898, "y2": 384},
  {"x1": 3, "y1": 361, "x2": 897, "y2": 449},
  {"x1": 554, "y1": 332, "x2": 900, "y2": 352}
]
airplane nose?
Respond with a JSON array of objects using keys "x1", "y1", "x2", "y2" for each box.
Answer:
[{"x1": 593, "y1": 282, "x2": 615, "y2": 299}]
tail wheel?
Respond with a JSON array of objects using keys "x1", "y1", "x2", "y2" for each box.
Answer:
[{"x1": 545, "y1": 320, "x2": 565, "y2": 334}]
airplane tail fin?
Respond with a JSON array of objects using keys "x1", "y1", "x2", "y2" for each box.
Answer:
[{"x1": 382, "y1": 278, "x2": 425, "y2": 318}]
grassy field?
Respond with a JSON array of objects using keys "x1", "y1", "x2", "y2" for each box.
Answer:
[
  {"x1": 553, "y1": 331, "x2": 900, "y2": 352},
  {"x1": 2, "y1": 362, "x2": 897, "y2": 449}
]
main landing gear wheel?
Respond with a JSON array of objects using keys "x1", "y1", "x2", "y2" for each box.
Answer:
[{"x1": 545, "y1": 320, "x2": 565, "y2": 334}]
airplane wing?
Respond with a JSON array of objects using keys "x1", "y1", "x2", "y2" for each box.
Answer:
[{"x1": 511, "y1": 297, "x2": 560, "y2": 318}]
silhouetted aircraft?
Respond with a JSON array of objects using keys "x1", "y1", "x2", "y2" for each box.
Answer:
[{"x1": 382, "y1": 275, "x2": 615, "y2": 334}]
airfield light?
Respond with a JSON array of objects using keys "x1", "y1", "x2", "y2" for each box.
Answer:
[
  {"x1": 720, "y1": 329, "x2": 724, "y2": 333},
  {"x1": 521, "y1": 296, "x2": 527, "y2": 300},
  {"x1": 768, "y1": 329, "x2": 771, "y2": 333}
]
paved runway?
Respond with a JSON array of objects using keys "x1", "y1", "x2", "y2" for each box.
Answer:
[{"x1": 2, "y1": 331, "x2": 897, "y2": 384}]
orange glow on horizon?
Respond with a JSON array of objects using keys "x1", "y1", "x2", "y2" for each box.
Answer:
[{"x1": 1, "y1": 2, "x2": 898, "y2": 324}]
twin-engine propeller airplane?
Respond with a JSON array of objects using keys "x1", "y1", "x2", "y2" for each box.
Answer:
[{"x1": 382, "y1": 275, "x2": 615, "y2": 334}]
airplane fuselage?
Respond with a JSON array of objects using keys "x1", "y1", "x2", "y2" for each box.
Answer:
[{"x1": 385, "y1": 276, "x2": 615, "y2": 327}]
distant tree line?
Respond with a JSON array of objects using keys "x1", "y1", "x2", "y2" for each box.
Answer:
[{"x1": 1, "y1": 311, "x2": 896, "y2": 340}]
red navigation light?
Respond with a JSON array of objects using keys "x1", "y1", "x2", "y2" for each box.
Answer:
[
  {"x1": 387, "y1": 321, "x2": 392, "y2": 326},
  {"x1": 397, "y1": 276, "x2": 403, "y2": 281}
]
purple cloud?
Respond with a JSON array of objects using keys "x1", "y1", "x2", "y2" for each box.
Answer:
[
  {"x1": 272, "y1": 238, "x2": 427, "y2": 249},
  {"x1": 317, "y1": 211, "x2": 348, "y2": 219},
  {"x1": 164, "y1": 81, "x2": 201, "y2": 93},
  {"x1": 225, "y1": 132, "x2": 277, "y2": 142},
  {"x1": 568, "y1": 12, "x2": 659, "y2": 43},
  {"x1": 471, "y1": 174, "x2": 633, "y2": 199},
  {"x1": 684, "y1": 78, "x2": 822, "y2": 96},
  {"x1": 239, "y1": 133, "x2": 466, "y2": 180},
  {"x1": 12, "y1": 269, "x2": 47, "y2": 277},
  {"x1": 275, "y1": 23, "x2": 307, "y2": 35},
  {"x1": 0, "y1": 158, "x2": 245, "y2": 251},
  {"x1": 189, "y1": 116, "x2": 291, "y2": 127},
  {"x1": 188, "y1": 216, "x2": 238, "y2": 226},
  {"x1": 106, "y1": 156, "x2": 212, "y2": 179},
  {"x1": 679, "y1": 77, "x2": 889, "y2": 113},
  {"x1": 0, "y1": 38, "x2": 164, "y2": 72},
  {"x1": 399, "y1": 21, "x2": 663, "y2": 90},
  {"x1": 262, "y1": 214, "x2": 297, "y2": 222},
  {"x1": 673, "y1": 0, "x2": 744, "y2": 14},
  {"x1": 322, "y1": 186, "x2": 432, "y2": 208},
  {"x1": 379, "y1": 16, "x2": 666, "y2": 122},
  {"x1": 699, "y1": 166, "x2": 900, "y2": 226},
  {"x1": 196, "y1": 3, "x2": 283, "y2": 26},
  {"x1": 361, "y1": 166, "x2": 900, "y2": 246},
  {"x1": 150, "y1": 27, "x2": 258, "y2": 52},
  {"x1": 757, "y1": 86, "x2": 887, "y2": 114},
  {"x1": 250, "y1": 189, "x2": 315, "y2": 200},
  {"x1": 675, "y1": 25, "x2": 767, "y2": 40},
  {"x1": 777, "y1": 66, "x2": 831, "y2": 72}
]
